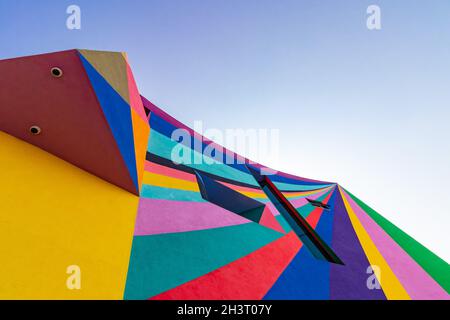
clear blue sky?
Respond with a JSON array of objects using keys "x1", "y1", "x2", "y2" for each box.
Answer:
[{"x1": 1, "y1": 0, "x2": 449, "y2": 261}]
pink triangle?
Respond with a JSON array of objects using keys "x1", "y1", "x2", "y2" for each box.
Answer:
[
  {"x1": 126, "y1": 60, "x2": 148, "y2": 121},
  {"x1": 259, "y1": 206, "x2": 285, "y2": 233}
]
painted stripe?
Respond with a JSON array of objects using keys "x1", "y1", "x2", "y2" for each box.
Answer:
[
  {"x1": 265, "y1": 188, "x2": 331, "y2": 218},
  {"x1": 134, "y1": 198, "x2": 252, "y2": 236},
  {"x1": 147, "y1": 151, "x2": 332, "y2": 192},
  {"x1": 346, "y1": 189, "x2": 450, "y2": 293},
  {"x1": 148, "y1": 129, "x2": 258, "y2": 186},
  {"x1": 142, "y1": 171, "x2": 199, "y2": 192},
  {"x1": 131, "y1": 109, "x2": 150, "y2": 191},
  {"x1": 125, "y1": 59, "x2": 148, "y2": 121},
  {"x1": 289, "y1": 188, "x2": 330, "y2": 207},
  {"x1": 140, "y1": 185, "x2": 205, "y2": 202},
  {"x1": 342, "y1": 189, "x2": 449, "y2": 300},
  {"x1": 144, "y1": 109, "x2": 331, "y2": 186},
  {"x1": 263, "y1": 191, "x2": 335, "y2": 299},
  {"x1": 145, "y1": 161, "x2": 197, "y2": 182},
  {"x1": 142, "y1": 167, "x2": 327, "y2": 201},
  {"x1": 330, "y1": 190, "x2": 386, "y2": 299},
  {"x1": 339, "y1": 187, "x2": 410, "y2": 300},
  {"x1": 148, "y1": 128, "x2": 332, "y2": 190},
  {"x1": 221, "y1": 181, "x2": 332, "y2": 199}
]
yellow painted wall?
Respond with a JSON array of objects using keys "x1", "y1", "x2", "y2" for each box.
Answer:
[{"x1": 0, "y1": 132, "x2": 139, "y2": 299}]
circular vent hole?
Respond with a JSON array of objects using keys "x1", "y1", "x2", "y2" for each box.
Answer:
[
  {"x1": 51, "y1": 67, "x2": 63, "y2": 78},
  {"x1": 29, "y1": 126, "x2": 42, "y2": 135}
]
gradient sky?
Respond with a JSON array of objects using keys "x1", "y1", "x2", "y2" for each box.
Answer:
[{"x1": 1, "y1": 0, "x2": 449, "y2": 261}]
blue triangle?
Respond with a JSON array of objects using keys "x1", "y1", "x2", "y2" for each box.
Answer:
[
  {"x1": 263, "y1": 190, "x2": 337, "y2": 299},
  {"x1": 79, "y1": 53, "x2": 138, "y2": 192}
]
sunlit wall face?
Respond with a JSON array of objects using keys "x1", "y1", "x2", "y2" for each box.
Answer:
[{"x1": 1, "y1": 0, "x2": 448, "y2": 261}]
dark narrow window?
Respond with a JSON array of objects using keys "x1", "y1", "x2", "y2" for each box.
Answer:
[
  {"x1": 246, "y1": 165, "x2": 343, "y2": 265},
  {"x1": 306, "y1": 198, "x2": 331, "y2": 211},
  {"x1": 143, "y1": 105, "x2": 151, "y2": 117},
  {"x1": 194, "y1": 170, "x2": 266, "y2": 223}
]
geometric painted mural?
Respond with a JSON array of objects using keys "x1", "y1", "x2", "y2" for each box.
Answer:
[{"x1": 0, "y1": 50, "x2": 448, "y2": 299}]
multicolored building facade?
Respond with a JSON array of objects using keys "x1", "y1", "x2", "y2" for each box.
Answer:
[{"x1": 0, "y1": 50, "x2": 448, "y2": 299}]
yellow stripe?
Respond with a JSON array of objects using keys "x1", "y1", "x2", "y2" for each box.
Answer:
[
  {"x1": 284, "y1": 187, "x2": 332, "y2": 199},
  {"x1": 143, "y1": 171, "x2": 332, "y2": 201},
  {"x1": 338, "y1": 186, "x2": 410, "y2": 300},
  {"x1": 142, "y1": 172, "x2": 269, "y2": 198},
  {"x1": 142, "y1": 171, "x2": 199, "y2": 191},
  {"x1": 238, "y1": 186, "x2": 331, "y2": 200}
]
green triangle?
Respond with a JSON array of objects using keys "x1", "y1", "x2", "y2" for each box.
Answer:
[
  {"x1": 124, "y1": 222, "x2": 283, "y2": 299},
  {"x1": 239, "y1": 206, "x2": 265, "y2": 223}
]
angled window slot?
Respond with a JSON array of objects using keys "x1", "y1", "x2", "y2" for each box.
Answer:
[
  {"x1": 306, "y1": 198, "x2": 331, "y2": 211},
  {"x1": 246, "y1": 165, "x2": 343, "y2": 265},
  {"x1": 194, "y1": 170, "x2": 266, "y2": 223},
  {"x1": 143, "y1": 105, "x2": 151, "y2": 117}
]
